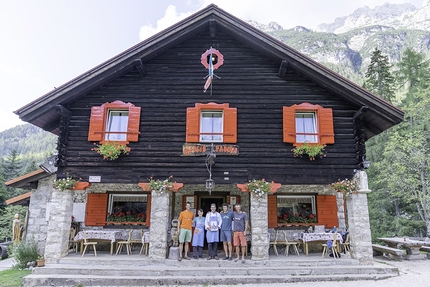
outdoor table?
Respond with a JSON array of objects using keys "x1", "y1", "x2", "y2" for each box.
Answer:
[
  {"x1": 74, "y1": 230, "x2": 128, "y2": 255},
  {"x1": 301, "y1": 232, "x2": 343, "y2": 255},
  {"x1": 377, "y1": 237, "x2": 430, "y2": 260}
]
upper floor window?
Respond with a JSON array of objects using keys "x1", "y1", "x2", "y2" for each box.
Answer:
[
  {"x1": 88, "y1": 100, "x2": 141, "y2": 144},
  {"x1": 200, "y1": 111, "x2": 223, "y2": 142},
  {"x1": 186, "y1": 102, "x2": 237, "y2": 143},
  {"x1": 106, "y1": 110, "x2": 129, "y2": 141},
  {"x1": 296, "y1": 112, "x2": 317, "y2": 143},
  {"x1": 283, "y1": 102, "x2": 334, "y2": 146}
]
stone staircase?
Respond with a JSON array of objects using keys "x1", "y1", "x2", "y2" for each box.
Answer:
[{"x1": 22, "y1": 253, "x2": 399, "y2": 287}]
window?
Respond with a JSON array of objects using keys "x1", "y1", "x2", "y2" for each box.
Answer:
[
  {"x1": 276, "y1": 195, "x2": 316, "y2": 223},
  {"x1": 283, "y1": 102, "x2": 334, "y2": 146},
  {"x1": 88, "y1": 100, "x2": 141, "y2": 144},
  {"x1": 108, "y1": 194, "x2": 148, "y2": 222},
  {"x1": 186, "y1": 102, "x2": 237, "y2": 143},
  {"x1": 105, "y1": 110, "x2": 129, "y2": 141},
  {"x1": 200, "y1": 111, "x2": 223, "y2": 142},
  {"x1": 295, "y1": 112, "x2": 317, "y2": 143}
]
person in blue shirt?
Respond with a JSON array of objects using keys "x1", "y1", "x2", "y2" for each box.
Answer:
[
  {"x1": 191, "y1": 209, "x2": 205, "y2": 259},
  {"x1": 220, "y1": 203, "x2": 234, "y2": 260}
]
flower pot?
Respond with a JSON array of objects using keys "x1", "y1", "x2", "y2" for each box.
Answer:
[{"x1": 37, "y1": 259, "x2": 45, "y2": 267}]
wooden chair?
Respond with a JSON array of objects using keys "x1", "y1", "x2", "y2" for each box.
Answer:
[
  {"x1": 69, "y1": 227, "x2": 77, "y2": 253},
  {"x1": 341, "y1": 233, "x2": 351, "y2": 255},
  {"x1": 322, "y1": 232, "x2": 339, "y2": 258},
  {"x1": 116, "y1": 230, "x2": 133, "y2": 255},
  {"x1": 81, "y1": 230, "x2": 97, "y2": 257},
  {"x1": 140, "y1": 231, "x2": 150, "y2": 255},
  {"x1": 269, "y1": 230, "x2": 282, "y2": 256},
  {"x1": 280, "y1": 231, "x2": 300, "y2": 256},
  {"x1": 130, "y1": 229, "x2": 144, "y2": 253}
]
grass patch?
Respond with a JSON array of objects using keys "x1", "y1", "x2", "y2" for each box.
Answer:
[{"x1": 0, "y1": 269, "x2": 31, "y2": 287}]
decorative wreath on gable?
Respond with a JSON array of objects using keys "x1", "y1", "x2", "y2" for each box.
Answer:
[{"x1": 200, "y1": 48, "x2": 224, "y2": 70}]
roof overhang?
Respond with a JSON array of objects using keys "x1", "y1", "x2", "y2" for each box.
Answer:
[{"x1": 5, "y1": 169, "x2": 49, "y2": 190}]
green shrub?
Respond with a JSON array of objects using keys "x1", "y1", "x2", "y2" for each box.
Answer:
[{"x1": 10, "y1": 238, "x2": 39, "y2": 269}]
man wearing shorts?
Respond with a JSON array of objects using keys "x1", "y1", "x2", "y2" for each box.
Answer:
[
  {"x1": 220, "y1": 203, "x2": 234, "y2": 260},
  {"x1": 178, "y1": 202, "x2": 194, "y2": 261},
  {"x1": 233, "y1": 203, "x2": 248, "y2": 263}
]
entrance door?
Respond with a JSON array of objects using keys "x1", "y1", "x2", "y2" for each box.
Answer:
[{"x1": 199, "y1": 195, "x2": 225, "y2": 214}]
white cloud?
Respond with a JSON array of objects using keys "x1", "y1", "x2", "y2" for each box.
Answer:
[{"x1": 139, "y1": 5, "x2": 195, "y2": 41}]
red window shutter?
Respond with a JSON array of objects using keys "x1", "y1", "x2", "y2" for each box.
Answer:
[
  {"x1": 186, "y1": 107, "x2": 200, "y2": 143},
  {"x1": 318, "y1": 107, "x2": 334, "y2": 144},
  {"x1": 85, "y1": 193, "x2": 108, "y2": 226},
  {"x1": 223, "y1": 107, "x2": 237, "y2": 143},
  {"x1": 88, "y1": 106, "x2": 105, "y2": 142},
  {"x1": 316, "y1": 195, "x2": 338, "y2": 228},
  {"x1": 283, "y1": 106, "x2": 296, "y2": 143},
  {"x1": 267, "y1": 195, "x2": 278, "y2": 228},
  {"x1": 127, "y1": 106, "x2": 141, "y2": 142},
  {"x1": 146, "y1": 194, "x2": 151, "y2": 227}
]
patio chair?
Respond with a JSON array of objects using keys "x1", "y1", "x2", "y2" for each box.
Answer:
[
  {"x1": 130, "y1": 229, "x2": 144, "y2": 253},
  {"x1": 321, "y1": 232, "x2": 339, "y2": 258},
  {"x1": 140, "y1": 231, "x2": 150, "y2": 255},
  {"x1": 116, "y1": 230, "x2": 134, "y2": 255},
  {"x1": 81, "y1": 230, "x2": 97, "y2": 257},
  {"x1": 341, "y1": 233, "x2": 351, "y2": 255},
  {"x1": 269, "y1": 230, "x2": 281, "y2": 256},
  {"x1": 280, "y1": 231, "x2": 300, "y2": 256}
]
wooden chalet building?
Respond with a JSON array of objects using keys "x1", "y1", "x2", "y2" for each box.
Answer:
[{"x1": 14, "y1": 4, "x2": 403, "y2": 263}]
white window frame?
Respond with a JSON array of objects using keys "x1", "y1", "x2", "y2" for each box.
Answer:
[
  {"x1": 105, "y1": 110, "x2": 129, "y2": 141},
  {"x1": 200, "y1": 110, "x2": 223, "y2": 143},
  {"x1": 295, "y1": 112, "x2": 318, "y2": 143}
]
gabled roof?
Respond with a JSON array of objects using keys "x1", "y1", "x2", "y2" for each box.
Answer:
[
  {"x1": 5, "y1": 168, "x2": 48, "y2": 190},
  {"x1": 14, "y1": 4, "x2": 403, "y2": 139}
]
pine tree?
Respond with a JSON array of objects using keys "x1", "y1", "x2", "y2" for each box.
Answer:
[
  {"x1": 24, "y1": 160, "x2": 39, "y2": 174},
  {"x1": 397, "y1": 47, "x2": 430, "y2": 95},
  {"x1": 364, "y1": 48, "x2": 395, "y2": 103},
  {"x1": 1, "y1": 149, "x2": 23, "y2": 198}
]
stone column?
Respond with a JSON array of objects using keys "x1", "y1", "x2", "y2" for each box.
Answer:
[
  {"x1": 250, "y1": 195, "x2": 269, "y2": 260},
  {"x1": 148, "y1": 190, "x2": 171, "y2": 260},
  {"x1": 346, "y1": 170, "x2": 373, "y2": 264},
  {"x1": 44, "y1": 190, "x2": 73, "y2": 263}
]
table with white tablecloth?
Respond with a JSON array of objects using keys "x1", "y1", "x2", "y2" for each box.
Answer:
[
  {"x1": 74, "y1": 230, "x2": 129, "y2": 254},
  {"x1": 301, "y1": 232, "x2": 343, "y2": 255}
]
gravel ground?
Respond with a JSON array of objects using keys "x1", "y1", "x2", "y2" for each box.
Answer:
[{"x1": 183, "y1": 258, "x2": 430, "y2": 287}]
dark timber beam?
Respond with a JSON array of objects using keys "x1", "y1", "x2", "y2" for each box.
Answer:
[
  {"x1": 353, "y1": 106, "x2": 369, "y2": 119},
  {"x1": 277, "y1": 60, "x2": 289, "y2": 78},
  {"x1": 54, "y1": 105, "x2": 72, "y2": 117},
  {"x1": 209, "y1": 18, "x2": 216, "y2": 38},
  {"x1": 134, "y1": 59, "x2": 147, "y2": 77}
]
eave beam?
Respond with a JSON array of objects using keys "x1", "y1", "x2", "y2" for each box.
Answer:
[
  {"x1": 277, "y1": 60, "x2": 289, "y2": 78},
  {"x1": 134, "y1": 59, "x2": 147, "y2": 77}
]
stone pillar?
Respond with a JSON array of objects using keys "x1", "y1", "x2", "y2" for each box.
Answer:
[
  {"x1": 250, "y1": 195, "x2": 269, "y2": 260},
  {"x1": 148, "y1": 190, "x2": 171, "y2": 260},
  {"x1": 346, "y1": 170, "x2": 373, "y2": 264},
  {"x1": 44, "y1": 190, "x2": 73, "y2": 263}
]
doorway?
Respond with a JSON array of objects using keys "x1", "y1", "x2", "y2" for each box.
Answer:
[{"x1": 199, "y1": 194, "x2": 225, "y2": 214}]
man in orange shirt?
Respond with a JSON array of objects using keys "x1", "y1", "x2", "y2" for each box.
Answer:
[{"x1": 178, "y1": 202, "x2": 194, "y2": 261}]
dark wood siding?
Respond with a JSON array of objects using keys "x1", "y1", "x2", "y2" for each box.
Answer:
[{"x1": 59, "y1": 31, "x2": 360, "y2": 186}]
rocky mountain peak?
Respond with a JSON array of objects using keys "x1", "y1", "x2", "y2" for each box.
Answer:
[{"x1": 246, "y1": 20, "x2": 283, "y2": 32}]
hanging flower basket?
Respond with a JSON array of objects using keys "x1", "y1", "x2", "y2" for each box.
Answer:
[
  {"x1": 330, "y1": 178, "x2": 359, "y2": 196},
  {"x1": 92, "y1": 141, "x2": 130, "y2": 160},
  {"x1": 292, "y1": 142, "x2": 326, "y2": 160}
]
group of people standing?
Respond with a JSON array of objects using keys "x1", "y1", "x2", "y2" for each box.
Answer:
[{"x1": 177, "y1": 202, "x2": 249, "y2": 263}]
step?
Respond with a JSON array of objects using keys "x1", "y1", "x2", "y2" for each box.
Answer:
[{"x1": 22, "y1": 273, "x2": 398, "y2": 287}]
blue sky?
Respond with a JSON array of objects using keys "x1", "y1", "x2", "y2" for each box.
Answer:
[{"x1": 0, "y1": 0, "x2": 424, "y2": 132}]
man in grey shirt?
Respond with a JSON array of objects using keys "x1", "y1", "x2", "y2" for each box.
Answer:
[{"x1": 232, "y1": 203, "x2": 248, "y2": 263}]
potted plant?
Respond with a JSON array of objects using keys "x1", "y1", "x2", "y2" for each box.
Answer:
[
  {"x1": 36, "y1": 255, "x2": 45, "y2": 267},
  {"x1": 92, "y1": 141, "x2": 130, "y2": 160},
  {"x1": 148, "y1": 176, "x2": 175, "y2": 193},
  {"x1": 330, "y1": 178, "x2": 359, "y2": 196},
  {"x1": 53, "y1": 175, "x2": 80, "y2": 191},
  {"x1": 246, "y1": 178, "x2": 271, "y2": 199},
  {"x1": 291, "y1": 142, "x2": 326, "y2": 160}
]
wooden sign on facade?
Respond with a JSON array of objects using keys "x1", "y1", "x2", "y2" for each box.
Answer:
[{"x1": 182, "y1": 143, "x2": 239, "y2": 156}]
